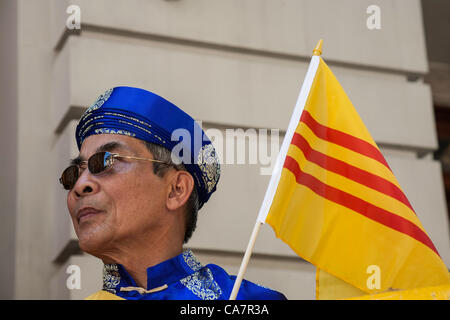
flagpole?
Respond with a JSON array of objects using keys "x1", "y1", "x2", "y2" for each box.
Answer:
[
  {"x1": 229, "y1": 40, "x2": 324, "y2": 300},
  {"x1": 229, "y1": 220, "x2": 263, "y2": 300}
]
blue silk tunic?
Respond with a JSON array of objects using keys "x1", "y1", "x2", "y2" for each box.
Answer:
[{"x1": 100, "y1": 249, "x2": 286, "y2": 300}]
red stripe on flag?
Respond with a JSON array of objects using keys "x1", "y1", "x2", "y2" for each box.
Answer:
[
  {"x1": 283, "y1": 156, "x2": 439, "y2": 257},
  {"x1": 291, "y1": 132, "x2": 415, "y2": 213},
  {"x1": 300, "y1": 110, "x2": 390, "y2": 169}
]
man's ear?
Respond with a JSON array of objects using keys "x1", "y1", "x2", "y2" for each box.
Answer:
[{"x1": 166, "y1": 171, "x2": 194, "y2": 211}]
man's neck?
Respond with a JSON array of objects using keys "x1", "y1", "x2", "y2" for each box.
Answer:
[
  {"x1": 99, "y1": 241, "x2": 183, "y2": 288},
  {"x1": 119, "y1": 246, "x2": 183, "y2": 288}
]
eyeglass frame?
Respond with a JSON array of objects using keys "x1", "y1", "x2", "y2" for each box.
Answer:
[{"x1": 59, "y1": 151, "x2": 170, "y2": 190}]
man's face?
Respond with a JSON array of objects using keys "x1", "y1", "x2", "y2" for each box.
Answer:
[{"x1": 66, "y1": 134, "x2": 168, "y2": 256}]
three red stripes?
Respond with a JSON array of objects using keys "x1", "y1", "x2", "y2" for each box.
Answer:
[{"x1": 283, "y1": 111, "x2": 438, "y2": 255}]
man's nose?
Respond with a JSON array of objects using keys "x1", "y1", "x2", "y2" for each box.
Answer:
[{"x1": 72, "y1": 169, "x2": 100, "y2": 197}]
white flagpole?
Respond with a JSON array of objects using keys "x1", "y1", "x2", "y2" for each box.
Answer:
[{"x1": 229, "y1": 40, "x2": 323, "y2": 300}]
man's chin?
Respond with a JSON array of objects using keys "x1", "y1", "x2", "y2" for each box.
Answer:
[
  {"x1": 75, "y1": 218, "x2": 110, "y2": 251},
  {"x1": 77, "y1": 231, "x2": 110, "y2": 257}
]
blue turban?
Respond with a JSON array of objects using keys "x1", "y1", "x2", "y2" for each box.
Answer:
[{"x1": 75, "y1": 86, "x2": 220, "y2": 209}]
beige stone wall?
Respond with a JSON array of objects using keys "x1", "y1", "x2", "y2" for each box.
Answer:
[
  {"x1": 1, "y1": 0, "x2": 448, "y2": 299},
  {"x1": 0, "y1": 0, "x2": 18, "y2": 300}
]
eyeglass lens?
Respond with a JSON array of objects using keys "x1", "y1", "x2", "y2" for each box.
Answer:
[{"x1": 60, "y1": 151, "x2": 114, "y2": 190}]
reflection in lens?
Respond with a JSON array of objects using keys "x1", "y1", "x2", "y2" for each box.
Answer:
[{"x1": 89, "y1": 152, "x2": 106, "y2": 174}]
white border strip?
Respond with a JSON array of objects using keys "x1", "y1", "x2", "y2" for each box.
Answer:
[{"x1": 257, "y1": 55, "x2": 321, "y2": 223}]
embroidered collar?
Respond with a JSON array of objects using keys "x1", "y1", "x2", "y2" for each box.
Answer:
[{"x1": 102, "y1": 249, "x2": 203, "y2": 294}]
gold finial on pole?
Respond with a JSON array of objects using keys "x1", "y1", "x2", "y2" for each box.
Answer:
[{"x1": 312, "y1": 39, "x2": 323, "y2": 56}]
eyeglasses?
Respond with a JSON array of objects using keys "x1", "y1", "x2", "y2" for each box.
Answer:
[{"x1": 59, "y1": 151, "x2": 167, "y2": 190}]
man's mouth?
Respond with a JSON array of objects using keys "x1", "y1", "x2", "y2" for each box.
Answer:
[{"x1": 77, "y1": 207, "x2": 103, "y2": 224}]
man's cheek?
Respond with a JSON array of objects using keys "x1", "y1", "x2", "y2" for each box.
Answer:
[{"x1": 67, "y1": 196, "x2": 76, "y2": 219}]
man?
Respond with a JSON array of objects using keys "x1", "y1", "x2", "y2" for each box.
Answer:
[{"x1": 60, "y1": 86, "x2": 286, "y2": 300}]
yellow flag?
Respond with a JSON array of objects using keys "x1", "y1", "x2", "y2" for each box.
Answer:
[
  {"x1": 347, "y1": 283, "x2": 450, "y2": 300},
  {"x1": 262, "y1": 54, "x2": 450, "y2": 299}
]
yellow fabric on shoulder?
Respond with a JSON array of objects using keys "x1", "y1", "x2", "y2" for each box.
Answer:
[{"x1": 85, "y1": 290, "x2": 125, "y2": 300}]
